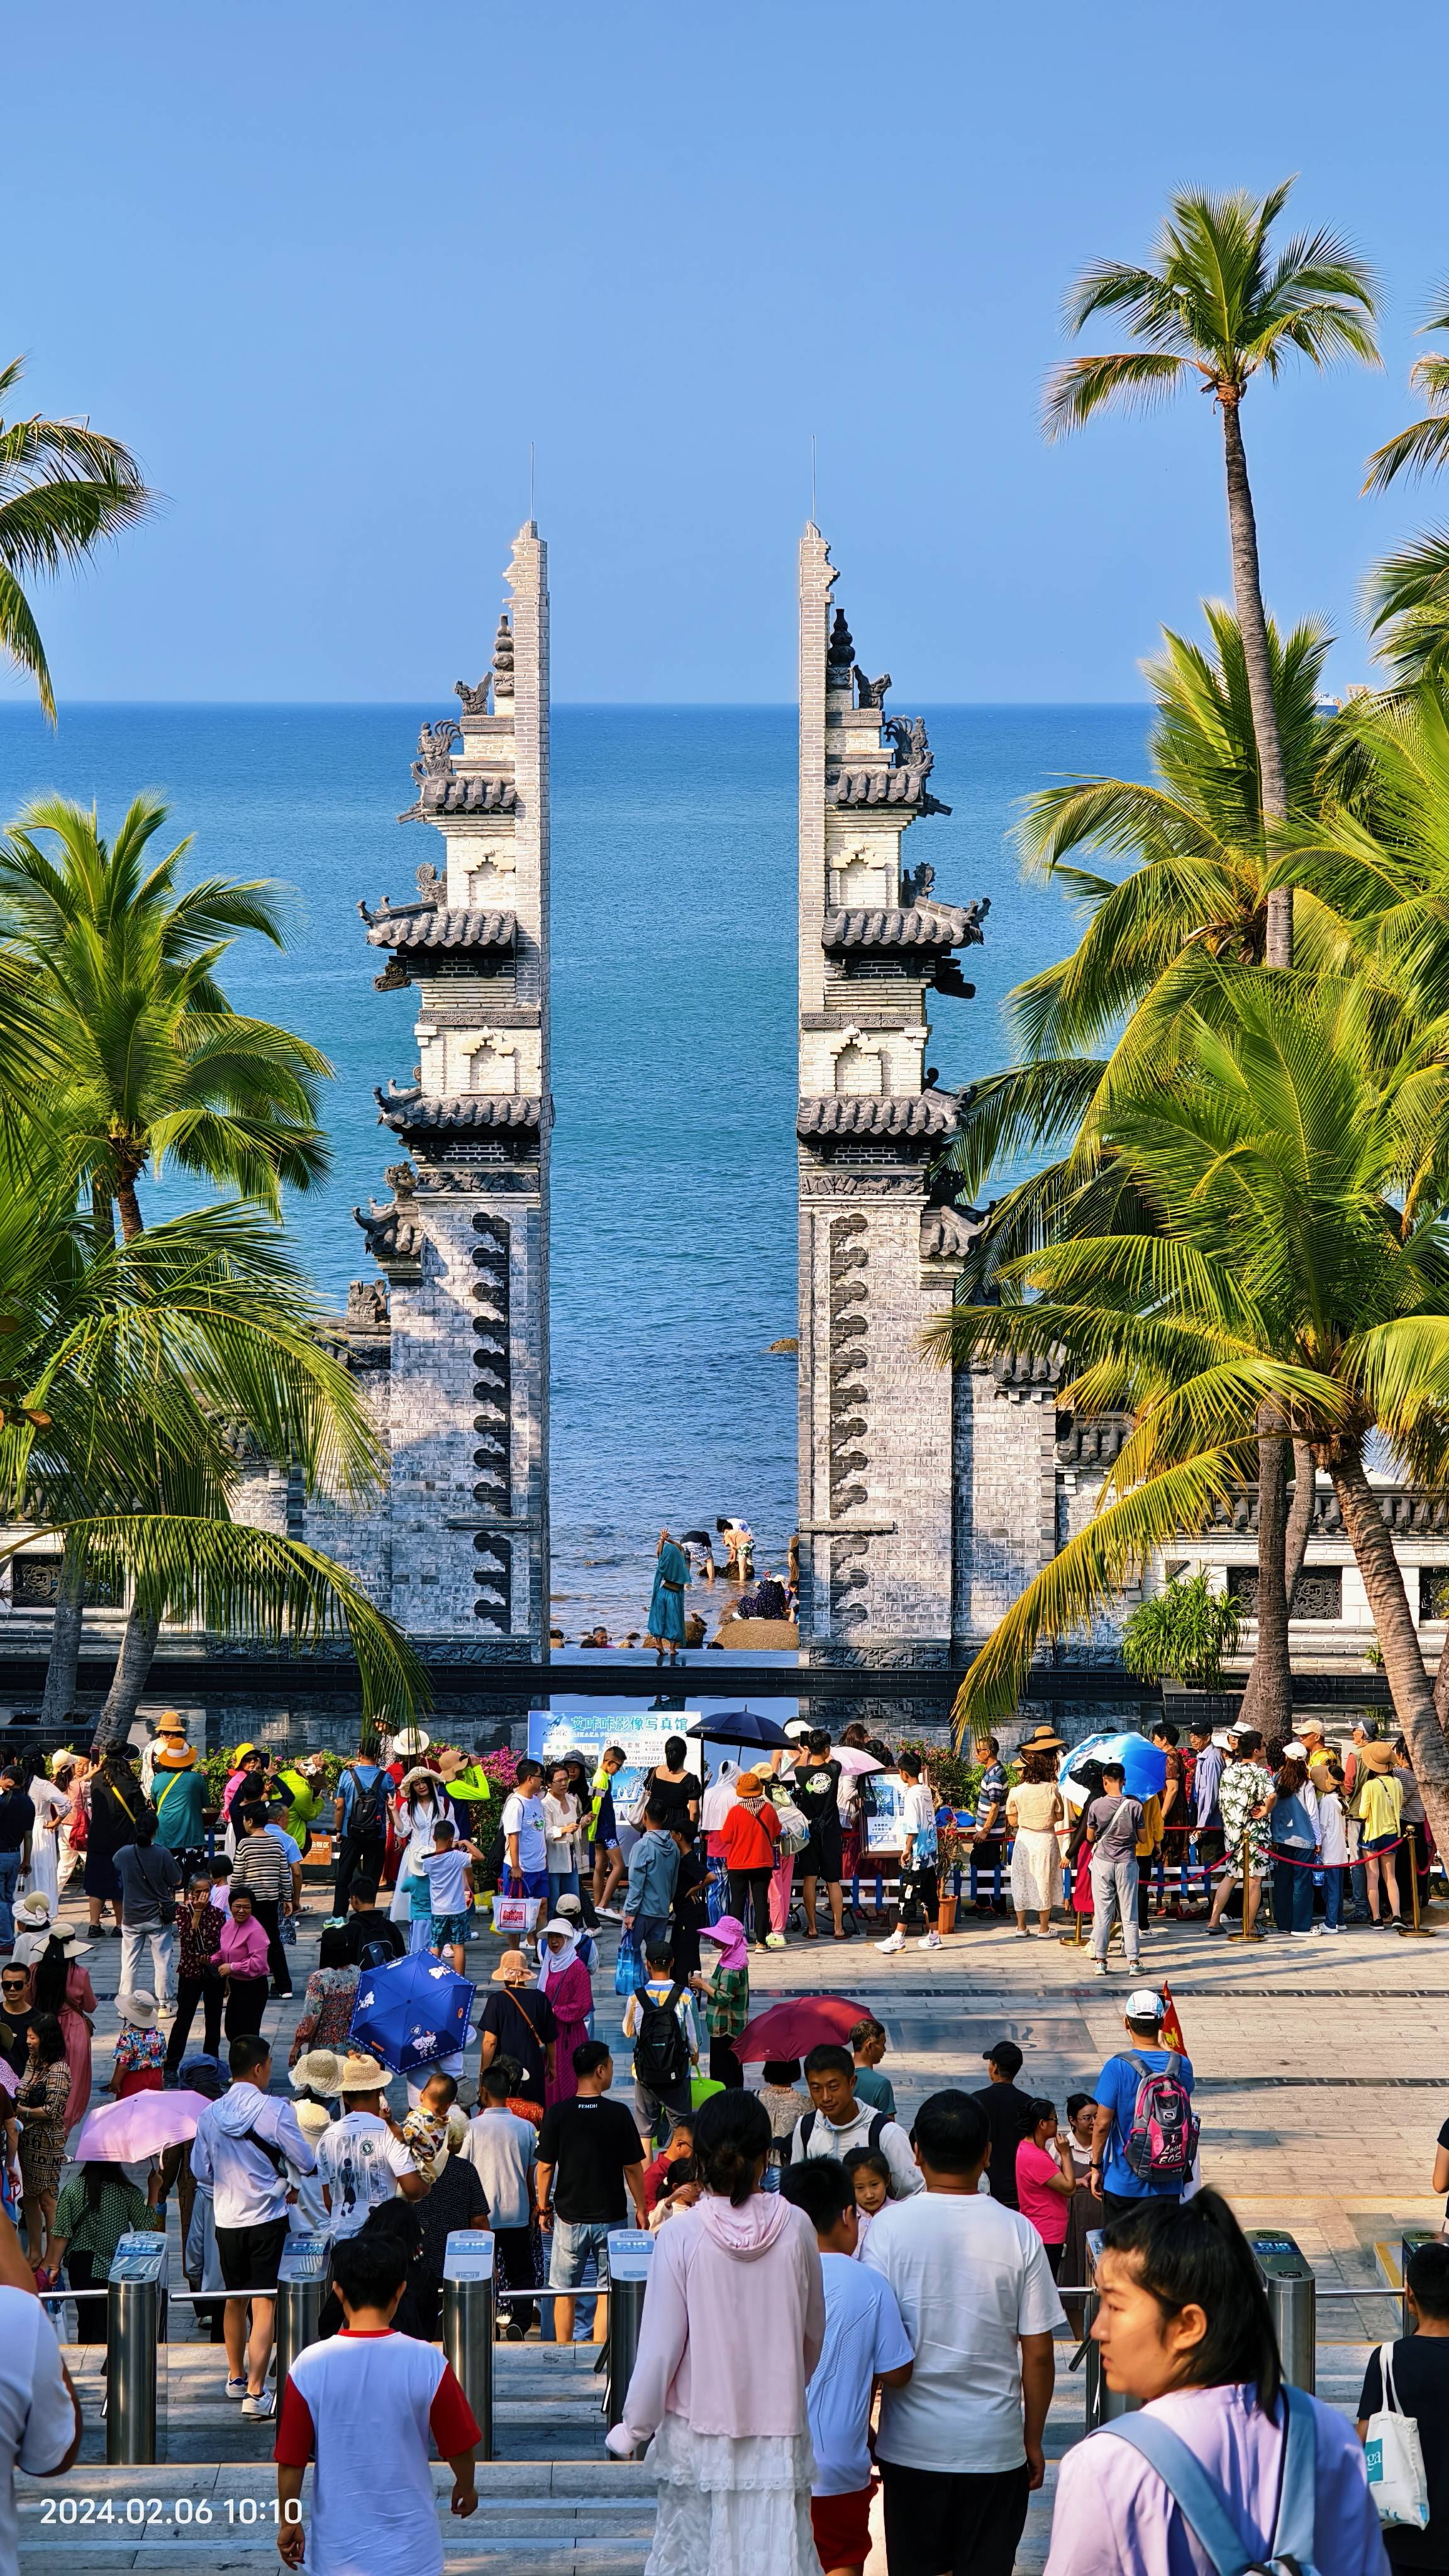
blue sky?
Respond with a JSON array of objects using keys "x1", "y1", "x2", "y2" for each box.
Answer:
[{"x1": 8, "y1": 0, "x2": 1449, "y2": 703}]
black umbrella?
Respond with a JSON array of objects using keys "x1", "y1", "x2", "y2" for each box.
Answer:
[{"x1": 686, "y1": 1709, "x2": 793, "y2": 1750}]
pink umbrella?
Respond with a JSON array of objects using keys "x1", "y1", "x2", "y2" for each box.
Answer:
[
  {"x1": 832, "y1": 1746, "x2": 884, "y2": 1776},
  {"x1": 71, "y1": 2089, "x2": 213, "y2": 2163},
  {"x1": 0, "y1": 2058, "x2": 15, "y2": 2098}
]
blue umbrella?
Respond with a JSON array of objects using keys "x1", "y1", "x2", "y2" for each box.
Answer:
[
  {"x1": 686, "y1": 1710, "x2": 793, "y2": 1750},
  {"x1": 348, "y1": 1952, "x2": 477, "y2": 2078},
  {"x1": 1060, "y1": 1730, "x2": 1168, "y2": 1804}
]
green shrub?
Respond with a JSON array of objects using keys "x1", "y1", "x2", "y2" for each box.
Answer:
[{"x1": 1121, "y1": 1572, "x2": 1240, "y2": 1689}]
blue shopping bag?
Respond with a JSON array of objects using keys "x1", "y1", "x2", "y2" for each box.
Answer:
[{"x1": 614, "y1": 1926, "x2": 645, "y2": 1997}]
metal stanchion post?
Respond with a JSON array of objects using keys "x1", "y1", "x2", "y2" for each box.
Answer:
[
  {"x1": 106, "y1": 2235, "x2": 169, "y2": 2466},
  {"x1": 606, "y1": 2230, "x2": 654, "y2": 2438},
  {"x1": 1246, "y1": 2233, "x2": 1316, "y2": 2391},
  {"x1": 1400, "y1": 1834, "x2": 1436, "y2": 1938},
  {"x1": 275, "y1": 2236, "x2": 329, "y2": 2391},
  {"x1": 1236, "y1": 1829, "x2": 1253, "y2": 1939},
  {"x1": 1079, "y1": 2288, "x2": 1141, "y2": 2430},
  {"x1": 442, "y1": 2232, "x2": 496, "y2": 2463}
]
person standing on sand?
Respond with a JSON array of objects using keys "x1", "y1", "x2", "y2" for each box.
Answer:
[{"x1": 647, "y1": 1533, "x2": 690, "y2": 1668}]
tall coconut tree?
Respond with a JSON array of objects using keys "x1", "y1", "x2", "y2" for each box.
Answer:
[
  {"x1": 1361, "y1": 300, "x2": 1449, "y2": 687},
  {"x1": 928, "y1": 969, "x2": 1449, "y2": 1857},
  {"x1": 0, "y1": 792, "x2": 329, "y2": 1241},
  {"x1": 1045, "y1": 182, "x2": 1379, "y2": 969},
  {"x1": 940, "y1": 609, "x2": 1385, "y2": 1733},
  {"x1": 0, "y1": 355, "x2": 152, "y2": 723},
  {"x1": 0, "y1": 1167, "x2": 424, "y2": 1740}
]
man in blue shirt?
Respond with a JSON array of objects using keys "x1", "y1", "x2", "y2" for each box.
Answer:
[
  {"x1": 332, "y1": 1746, "x2": 387, "y2": 1910},
  {"x1": 1087, "y1": 1990, "x2": 1196, "y2": 2223}
]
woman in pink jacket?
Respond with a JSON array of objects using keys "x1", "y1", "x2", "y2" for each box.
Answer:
[
  {"x1": 608, "y1": 2089, "x2": 824, "y2": 2573},
  {"x1": 210, "y1": 1887, "x2": 272, "y2": 2041}
]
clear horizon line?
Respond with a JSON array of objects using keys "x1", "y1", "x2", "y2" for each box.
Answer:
[{"x1": 0, "y1": 694, "x2": 1156, "y2": 713}]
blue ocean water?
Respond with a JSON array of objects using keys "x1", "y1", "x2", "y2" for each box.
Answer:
[{"x1": 0, "y1": 701, "x2": 1150, "y2": 1630}]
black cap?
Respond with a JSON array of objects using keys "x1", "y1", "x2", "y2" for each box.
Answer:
[{"x1": 984, "y1": 2040, "x2": 1023, "y2": 2079}]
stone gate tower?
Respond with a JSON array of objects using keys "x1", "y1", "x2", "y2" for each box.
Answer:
[
  {"x1": 796, "y1": 527, "x2": 987, "y2": 1663},
  {"x1": 352, "y1": 523, "x2": 550, "y2": 1657}
]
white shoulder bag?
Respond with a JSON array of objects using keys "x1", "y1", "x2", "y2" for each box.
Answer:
[{"x1": 1363, "y1": 2342, "x2": 1431, "y2": 2530}]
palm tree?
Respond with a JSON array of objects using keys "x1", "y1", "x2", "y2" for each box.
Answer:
[
  {"x1": 940, "y1": 610, "x2": 1380, "y2": 1733},
  {"x1": 1045, "y1": 182, "x2": 1379, "y2": 968},
  {"x1": 0, "y1": 792, "x2": 329, "y2": 1239},
  {"x1": 0, "y1": 1167, "x2": 425, "y2": 1740},
  {"x1": 0, "y1": 355, "x2": 151, "y2": 723},
  {"x1": 928, "y1": 969, "x2": 1449, "y2": 1856},
  {"x1": 1360, "y1": 309, "x2": 1449, "y2": 686}
]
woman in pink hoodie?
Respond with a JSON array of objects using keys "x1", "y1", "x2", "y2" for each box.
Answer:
[{"x1": 608, "y1": 2089, "x2": 824, "y2": 2573}]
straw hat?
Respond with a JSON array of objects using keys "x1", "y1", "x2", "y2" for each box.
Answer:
[
  {"x1": 14, "y1": 1894, "x2": 55, "y2": 1931},
  {"x1": 289, "y1": 2049, "x2": 343, "y2": 2095},
  {"x1": 119, "y1": 1992, "x2": 158, "y2": 2026},
  {"x1": 435, "y1": 1747, "x2": 472, "y2": 1781},
  {"x1": 332, "y1": 2053, "x2": 390, "y2": 2092},
  {"x1": 398, "y1": 1765, "x2": 441, "y2": 1794},
  {"x1": 153, "y1": 1713, "x2": 189, "y2": 1738},
  {"x1": 490, "y1": 1948, "x2": 534, "y2": 1985},
  {"x1": 1018, "y1": 1721, "x2": 1067, "y2": 1756},
  {"x1": 293, "y1": 2099, "x2": 331, "y2": 2143},
  {"x1": 386, "y1": 1728, "x2": 432, "y2": 1757},
  {"x1": 1360, "y1": 1739, "x2": 1397, "y2": 1772}
]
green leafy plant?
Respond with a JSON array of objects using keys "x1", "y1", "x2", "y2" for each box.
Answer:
[{"x1": 1121, "y1": 1570, "x2": 1241, "y2": 1688}]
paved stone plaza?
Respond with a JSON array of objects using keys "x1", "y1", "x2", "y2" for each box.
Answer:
[{"x1": 17, "y1": 1874, "x2": 1447, "y2": 2570}]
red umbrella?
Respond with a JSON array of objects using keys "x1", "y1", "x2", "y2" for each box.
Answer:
[{"x1": 734, "y1": 1996, "x2": 865, "y2": 2062}]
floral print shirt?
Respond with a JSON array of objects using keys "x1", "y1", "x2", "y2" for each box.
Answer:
[{"x1": 1218, "y1": 1760, "x2": 1272, "y2": 1871}]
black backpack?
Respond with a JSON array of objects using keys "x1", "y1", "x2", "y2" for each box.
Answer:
[
  {"x1": 633, "y1": 1981, "x2": 689, "y2": 2092},
  {"x1": 347, "y1": 1767, "x2": 385, "y2": 1836}
]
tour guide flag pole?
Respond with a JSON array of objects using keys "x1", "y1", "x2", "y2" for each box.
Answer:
[{"x1": 1158, "y1": 1982, "x2": 1187, "y2": 2053}]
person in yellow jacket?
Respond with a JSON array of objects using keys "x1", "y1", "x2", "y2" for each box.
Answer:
[{"x1": 1352, "y1": 1741, "x2": 1404, "y2": 1928}]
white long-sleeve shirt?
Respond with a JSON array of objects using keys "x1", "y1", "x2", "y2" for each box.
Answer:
[{"x1": 190, "y1": 2082, "x2": 316, "y2": 2230}]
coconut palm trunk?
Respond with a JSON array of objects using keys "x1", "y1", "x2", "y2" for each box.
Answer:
[
  {"x1": 1237, "y1": 1438, "x2": 1314, "y2": 1731},
  {"x1": 1328, "y1": 1444, "x2": 1449, "y2": 1859},
  {"x1": 94, "y1": 1599, "x2": 163, "y2": 1752},
  {"x1": 1219, "y1": 399, "x2": 1292, "y2": 968},
  {"x1": 39, "y1": 1540, "x2": 87, "y2": 1726}
]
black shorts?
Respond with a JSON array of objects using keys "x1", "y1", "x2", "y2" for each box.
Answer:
[
  {"x1": 802, "y1": 1823, "x2": 843, "y2": 1882},
  {"x1": 1195, "y1": 1828, "x2": 1226, "y2": 1867},
  {"x1": 215, "y1": 2215, "x2": 289, "y2": 2296},
  {"x1": 879, "y1": 2458, "x2": 1031, "y2": 2576}
]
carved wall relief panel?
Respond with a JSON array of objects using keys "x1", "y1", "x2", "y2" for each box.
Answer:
[
  {"x1": 470, "y1": 1216, "x2": 513, "y2": 1630},
  {"x1": 828, "y1": 1214, "x2": 870, "y2": 1627}
]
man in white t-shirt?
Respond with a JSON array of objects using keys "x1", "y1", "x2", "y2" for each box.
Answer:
[
  {"x1": 863, "y1": 2088, "x2": 1064, "y2": 2576},
  {"x1": 275, "y1": 2223, "x2": 479, "y2": 2576},
  {"x1": 789, "y1": 2045, "x2": 923, "y2": 2199},
  {"x1": 780, "y1": 2157, "x2": 913, "y2": 2576},
  {"x1": 0, "y1": 2216, "x2": 80, "y2": 2576},
  {"x1": 501, "y1": 1760, "x2": 548, "y2": 1929},
  {"x1": 460, "y1": 2059, "x2": 540, "y2": 2334},
  {"x1": 876, "y1": 1750, "x2": 941, "y2": 1955},
  {"x1": 315, "y1": 2055, "x2": 428, "y2": 2238}
]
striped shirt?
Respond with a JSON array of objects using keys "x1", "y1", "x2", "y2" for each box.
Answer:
[{"x1": 230, "y1": 1830, "x2": 291, "y2": 1904}]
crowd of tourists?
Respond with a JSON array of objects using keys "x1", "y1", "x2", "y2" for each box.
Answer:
[{"x1": 0, "y1": 1707, "x2": 1438, "y2": 2576}]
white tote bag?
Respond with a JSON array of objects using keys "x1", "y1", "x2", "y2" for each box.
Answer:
[{"x1": 1363, "y1": 2343, "x2": 1431, "y2": 2530}]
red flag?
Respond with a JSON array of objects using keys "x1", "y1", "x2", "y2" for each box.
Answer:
[{"x1": 1158, "y1": 1980, "x2": 1187, "y2": 2053}]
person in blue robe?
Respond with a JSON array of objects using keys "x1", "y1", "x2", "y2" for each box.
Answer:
[{"x1": 647, "y1": 1532, "x2": 691, "y2": 1665}]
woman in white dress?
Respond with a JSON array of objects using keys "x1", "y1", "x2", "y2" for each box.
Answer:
[
  {"x1": 19, "y1": 1759, "x2": 70, "y2": 1914},
  {"x1": 606, "y1": 2090, "x2": 824, "y2": 2576},
  {"x1": 388, "y1": 1768, "x2": 450, "y2": 1924},
  {"x1": 1006, "y1": 1741, "x2": 1067, "y2": 1935}
]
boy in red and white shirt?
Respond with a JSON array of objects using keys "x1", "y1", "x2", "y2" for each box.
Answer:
[{"x1": 274, "y1": 2224, "x2": 479, "y2": 2575}]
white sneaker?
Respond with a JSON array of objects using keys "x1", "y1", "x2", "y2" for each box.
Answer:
[
  {"x1": 241, "y1": 2390, "x2": 275, "y2": 2419},
  {"x1": 917, "y1": 1931, "x2": 943, "y2": 1949},
  {"x1": 875, "y1": 1931, "x2": 905, "y2": 1953},
  {"x1": 597, "y1": 1906, "x2": 623, "y2": 1921},
  {"x1": 765, "y1": 1933, "x2": 786, "y2": 1949},
  {"x1": 1094, "y1": 1958, "x2": 1109, "y2": 1974}
]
